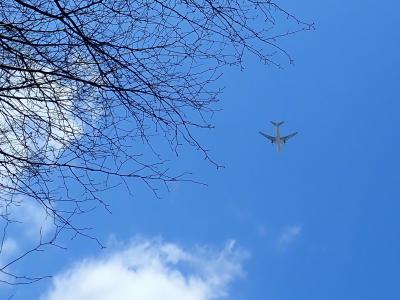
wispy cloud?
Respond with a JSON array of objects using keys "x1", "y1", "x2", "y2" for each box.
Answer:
[
  {"x1": 276, "y1": 225, "x2": 302, "y2": 251},
  {"x1": 0, "y1": 238, "x2": 18, "y2": 261},
  {"x1": 0, "y1": 196, "x2": 56, "y2": 283},
  {"x1": 0, "y1": 238, "x2": 19, "y2": 283},
  {"x1": 40, "y1": 238, "x2": 247, "y2": 300}
]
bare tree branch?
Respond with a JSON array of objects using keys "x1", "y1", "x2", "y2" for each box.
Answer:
[{"x1": 0, "y1": 0, "x2": 313, "y2": 284}]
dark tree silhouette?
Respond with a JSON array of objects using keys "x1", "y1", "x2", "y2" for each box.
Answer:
[{"x1": 0, "y1": 0, "x2": 313, "y2": 284}]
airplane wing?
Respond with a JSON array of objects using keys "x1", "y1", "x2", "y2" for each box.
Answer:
[
  {"x1": 259, "y1": 131, "x2": 276, "y2": 143},
  {"x1": 281, "y1": 132, "x2": 298, "y2": 143}
]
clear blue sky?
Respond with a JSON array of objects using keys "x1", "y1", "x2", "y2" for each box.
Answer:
[{"x1": 6, "y1": 0, "x2": 400, "y2": 299}]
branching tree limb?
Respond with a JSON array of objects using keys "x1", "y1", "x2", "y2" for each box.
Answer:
[{"x1": 0, "y1": 0, "x2": 313, "y2": 284}]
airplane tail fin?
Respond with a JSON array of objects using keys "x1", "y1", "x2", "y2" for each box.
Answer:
[{"x1": 270, "y1": 121, "x2": 284, "y2": 127}]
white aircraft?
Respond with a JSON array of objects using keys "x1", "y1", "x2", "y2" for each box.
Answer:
[{"x1": 259, "y1": 121, "x2": 298, "y2": 152}]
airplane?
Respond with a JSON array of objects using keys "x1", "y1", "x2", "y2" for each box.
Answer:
[{"x1": 259, "y1": 121, "x2": 298, "y2": 152}]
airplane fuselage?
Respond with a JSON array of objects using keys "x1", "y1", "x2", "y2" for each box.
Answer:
[{"x1": 275, "y1": 125, "x2": 283, "y2": 152}]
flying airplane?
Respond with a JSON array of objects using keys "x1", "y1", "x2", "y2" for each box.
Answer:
[{"x1": 259, "y1": 121, "x2": 298, "y2": 152}]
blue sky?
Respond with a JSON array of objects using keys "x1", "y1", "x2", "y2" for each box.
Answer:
[{"x1": 4, "y1": 0, "x2": 400, "y2": 299}]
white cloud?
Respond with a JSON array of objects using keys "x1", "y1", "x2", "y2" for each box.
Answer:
[
  {"x1": 0, "y1": 238, "x2": 18, "y2": 260},
  {"x1": 0, "y1": 199, "x2": 54, "y2": 284},
  {"x1": 276, "y1": 225, "x2": 302, "y2": 251},
  {"x1": 0, "y1": 70, "x2": 83, "y2": 232},
  {"x1": 0, "y1": 238, "x2": 19, "y2": 283},
  {"x1": 0, "y1": 67, "x2": 97, "y2": 260},
  {"x1": 0, "y1": 62, "x2": 98, "y2": 286},
  {"x1": 41, "y1": 238, "x2": 246, "y2": 300},
  {"x1": 0, "y1": 196, "x2": 54, "y2": 241},
  {"x1": 13, "y1": 198, "x2": 54, "y2": 238}
]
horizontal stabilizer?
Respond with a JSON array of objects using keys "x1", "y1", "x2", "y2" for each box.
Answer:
[{"x1": 270, "y1": 121, "x2": 284, "y2": 127}]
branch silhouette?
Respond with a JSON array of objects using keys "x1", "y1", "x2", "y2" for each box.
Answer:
[{"x1": 0, "y1": 0, "x2": 313, "y2": 285}]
